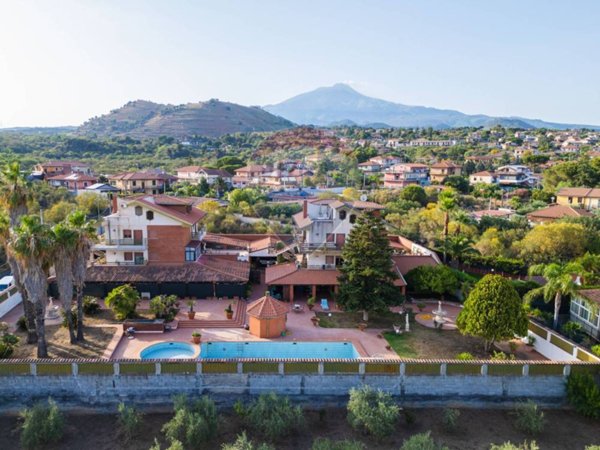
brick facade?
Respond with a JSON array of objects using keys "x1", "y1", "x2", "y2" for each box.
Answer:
[{"x1": 147, "y1": 225, "x2": 190, "y2": 264}]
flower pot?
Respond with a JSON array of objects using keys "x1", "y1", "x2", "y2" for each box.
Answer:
[
  {"x1": 310, "y1": 317, "x2": 320, "y2": 327},
  {"x1": 308, "y1": 304, "x2": 314, "y2": 311},
  {"x1": 358, "y1": 323, "x2": 367, "y2": 331},
  {"x1": 192, "y1": 335, "x2": 201, "y2": 344},
  {"x1": 226, "y1": 311, "x2": 233, "y2": 320},
  {"x1": 188, "y1": 311, "x2": 196, "y2": 320}
]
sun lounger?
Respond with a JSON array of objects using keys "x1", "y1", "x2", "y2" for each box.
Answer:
[{"x1": 321, "y1": 298, "x2": 329, "y2": 311}]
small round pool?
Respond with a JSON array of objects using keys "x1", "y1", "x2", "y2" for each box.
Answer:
[{"x1": 140, "y1": 341, "x2": 197, "y2": 360}]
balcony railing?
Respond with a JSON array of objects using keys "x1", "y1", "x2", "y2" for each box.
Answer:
[
  {"x1": 101, "y1": 260, "x2": 147, "y2": 266},
  {"x1": 98, "y1": 238, "x2": 147, "y2": 246},
  {"x1": 299, "y1": 242, "x2": 339, "y2": 252},
  {"x1": 307, "y1": 264, "x2": 337, "y2": 270}
]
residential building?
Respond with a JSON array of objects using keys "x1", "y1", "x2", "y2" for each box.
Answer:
[
  {"x1": 83, "y1": 183, "x2": 121, "y2": 197},
  {"x1": 108, "y1": 171, "x2": 177, "y2": 195},
  {"x1": 265, "y1": 199, "x2": 438, "y2": 300},
  {"x1": 46, "y1": 173, "x2": 98, "y2": 192},
  {"x1": 369, "y1": 155, "x2": 402, "y2": 168},
  {"x1": 429, "y1": 161, "x2": 462, "y2": 183},
  {"x1": 570, "y1": 290, "x2": 600, "y2": 339},
  {"x1": 232, "y1": 165, "x2": 272, "y2": 188},
  {"x1": 495, "y1": 165, "x2": 538, "y2": 187},
  {"x1": 94, "y1": 194, "x2": 205, "y2": 266},
  {"x1": 175, "y1": 166, "x2": 232, "y2": 185},
  {"x1": 357, "y1": 161, "x2": 382, "y2": 173},
  {"x1": 469, "y1": 171, "x2": 497, "y2": 185},
  {"x1": 383, "y1": 163, "x2": 429, "y2": 188},
  {"x1": 526, "y1": 204, "x2": 593, "y2": 225},
  {"x1": 556, "y1": 188, "x2": 600, "y2": 211},
  {"x1": 34, "y1": 161, "x2": 92, "y2": 177},
  {"x1": 408, "y1": 139, "x2": 462, "y2": 147}
]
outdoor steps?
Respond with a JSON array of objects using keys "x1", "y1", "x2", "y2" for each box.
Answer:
[{"x1": 177, "y1": 300, "x2": 247, "y2": 329}]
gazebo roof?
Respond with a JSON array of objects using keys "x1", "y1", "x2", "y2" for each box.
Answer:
[{"x1": 247, "y1": 294, "x2": 289, "y2": 319}]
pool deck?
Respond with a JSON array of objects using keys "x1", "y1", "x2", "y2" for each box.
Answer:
[{"x1": 111, "y1": 284, "x2": 400, "y2": 359}]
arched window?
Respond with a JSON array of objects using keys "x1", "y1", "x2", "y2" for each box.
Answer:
[
  {"x1": 349, "y1": 214, "x2": 357, "y2": 224},
  {"x1": 146, "y1": 211, "x2": 154, "y2": 221},
  {"x1": 339, "y1": 210, "x2": 347, "y2": 220},
  {"x1": 134, "y1": 206, "x2": 143, "y2": 216}
]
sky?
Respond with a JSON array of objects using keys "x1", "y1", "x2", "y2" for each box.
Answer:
[{"x1": 0, "y1": 0, "x2": 599, "y2": 127}]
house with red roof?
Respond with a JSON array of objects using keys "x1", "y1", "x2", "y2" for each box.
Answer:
[
  {"x1": 108, "y1": 171, "x2": 177, "y2": 195},
  {"x1": 175, "y1": 166, "x2": 232, "y2": 185},
  {"x1": 46, "y1": 172, "x2": 98, "y2": 192},
  {"x1": 383, "y1": 163, "x2": 429, "y2": 188},
  {"x1": 430, "y1": 161, "x2": 462, "y2": 183}
]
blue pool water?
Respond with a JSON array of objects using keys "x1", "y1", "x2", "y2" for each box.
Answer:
[
  {"x1": 140, "y1": 341, "x2": 197, "y2": 359},
  {"x1": 200, "y1": 341, "x2": 360, "y2": 359}
]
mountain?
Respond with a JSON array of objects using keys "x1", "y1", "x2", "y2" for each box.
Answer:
[
  {"x1": 78, "y1": 99, "x2": 294, "y2": 139},
  {"x1": 0, "y1": 126, "x2": 76, "y2": 135},
  {"x1": 264, "y1": 84, "x2": 600, "y2": 130}
]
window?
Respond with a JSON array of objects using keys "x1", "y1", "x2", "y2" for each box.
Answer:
[
  {"x1": 134, "y1": 252, "x2": 144, "y2": 265},
  {"x1": 135, "y1": 206, "x2": 143, "y2": 216},
  {"x1": 339, "y1": 210, "x2": 347, "y2": 220},
  {"x1": 152, "y1": 180, "x2": 156, "y2": 186},
  {"x1": 146, "y1": 211, "x2": 154, "y2": 221},
  {"x1": 124, "y1": 252, "x2": 133, "y2": 261},
  {"x1": 185, "y1": 248, "x2": 197, "y2": 262},
  {"x1": 123, "y1": 229, "x2": 132, "y2": 239},
  {"x1": 349, "y1": 214, "x2": 357, "y2": 224}
]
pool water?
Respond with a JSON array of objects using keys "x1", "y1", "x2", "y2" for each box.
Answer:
[
  {"x1": 200, "y1": 341, "x2": 359, "y2": 359},
  {"x1": 140, "y1": 341, "x2": 197, "y2": 359}
]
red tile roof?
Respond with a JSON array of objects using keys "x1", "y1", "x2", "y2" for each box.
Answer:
[
  {"x1": 527, "y1": 204, "x2": 592, "y2": 220},
  {"x1": 131, "y1": 195, "x2": 206, "y2": 225},
  {"x1": 265, "y1": 264, "x2": 341, "y2": 285},
  {"x1": 578, "y1": 289, "x2": 600, "y2": 305},
  {"x1": 109, "y1": 171, "x2": 177, "y2": 181},
  {"x1": 247, "y1": 294, "x2": 290, "y2": 319}
]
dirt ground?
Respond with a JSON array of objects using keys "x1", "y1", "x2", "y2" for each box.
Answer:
[{"x1": 0, "y1": 407, "x2": 597, "y2": 450}]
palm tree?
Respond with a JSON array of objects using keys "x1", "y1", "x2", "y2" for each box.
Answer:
[
  {"x1": 445, "y1": 235, "x2": 479, "y2": 266},
  {"x1": 8, "y1": 215, "x2": 53, "y2": 358},
  {"x1": 51, "y1": 222, "x2": 77, "y2": 343},
  {"x1": 451, "y1": 209, "x2": 474, "y2": 236},
  {"x1": 437, "y1": 188, "x2": 458, "y2": 263},
  {"x1": 0, "y1": 162, "x2": 37, "y2": 343},
  {"x1": 527, "y1": 262, "x2": 583, "y2": 330},
  {"x1": 67, "y1": 211, "x2": 96, "y2": 342}
]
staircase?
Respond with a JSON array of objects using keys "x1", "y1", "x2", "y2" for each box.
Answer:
[{"x1": 177, "y1": 300, "x2": 247, "y2": 329}]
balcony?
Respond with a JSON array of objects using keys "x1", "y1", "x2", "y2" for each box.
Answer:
[
  {"x1": 307, "y1": 264, "x2": 338, "y2": 270},
  {"x1": 98, "y1": 259, "x2": 147, "y2": 266},
  {"x1": 299, "y1": 242, "x2": 339, "y2": 252},
  {"x1": 94, "y1": 237, "x2": 148, "y2": 250}
]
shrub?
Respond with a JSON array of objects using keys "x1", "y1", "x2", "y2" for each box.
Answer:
[
  {"x1": 222, "y1": 432, "x2": 275, "y2": 450},
  {"x1": 83, "y1": 296, "x2": 101, "y2": 315},
  {"x1": 347, "y1": 386, "x2": 400, "y2": 440},
  {"x1": 150, "y1": 438, "x2": 185, "y2": 450},
  {"x1": 20, "y1": 398, "x2": 64, "y2": 450},
  {"x1": 455, "y1": 352, "x2": 474, "y2": 360},
  {"x1": 16, "y1": 315, "x2": 28, "y2": 332},
  {"x1": 105, "y1": 284, "x2": 140, "y2": 320},
  {"x1": 442, "y1": 408, "x2": 460, "y2": 432},
  {"x1": 2, "y1": 332, "x2": 19, "y2": 346},
  {"x1": 404, "y1": 409, "x2": 416, "y2": 426},
  {"x1": 311, "y1": 437, "x2": 366, "y2": 450},
  {"x1": 0, "y1": 340, "x2": 14, "y2": 358},
  {"x1": 61, "y1": 306, "x2": 78, "y2": 329},
  {"x1": 491, "y1": 351, "x2": 515, "y2": 361},
  {"x1": 399, "y1": 431, "x2": 449, "y2": 450},
  {"x1": 490, "y1": 442, "x2": 540, "y2": 450},
  {"x1": 561, "y1": 321, "x2": 585, "y2": 343},
  {"x1": 236, "y1": 392, "x2": 304, "y2": 441},
  {"x1": 117, "y1": 402, "x2": 142, "y2": 442},
  {"x1": 592, "y1": 345, "x2": 600, "y2": 358},
  {"x1": 585, "y1": 446, "x2": 600, "y2": 450},
  {"x1": 566, "y1": 373, "x2": 600, "y2": 418},
  {"x1": 162, "y1": 395, "x2": 218, "y2": 448},
  {"x1": 528, "y1": 308, "x2": 553, "y2": 327},
  {"x1": 513, "y1": 401, "x2": 545, "y2": 435},
  {"x1": 149, "y1": 295, "x2": 180, "y2": 322}
]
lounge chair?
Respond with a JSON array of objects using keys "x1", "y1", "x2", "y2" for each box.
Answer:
[{"x1": 321, "y1": 298, "x2": 329, "y2": 311}]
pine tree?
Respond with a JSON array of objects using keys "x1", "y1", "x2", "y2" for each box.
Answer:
[{"x1": 337, "y1": 212, "x2": 399, "y2": 321}]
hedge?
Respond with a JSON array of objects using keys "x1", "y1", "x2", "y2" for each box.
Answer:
[{"x1": 461, "y1": 254, "x2": 526, "y2": 275}]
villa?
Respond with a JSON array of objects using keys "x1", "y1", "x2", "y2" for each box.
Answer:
[
  {"x1": 46, "y1": 172, "x2": 98, "y2": 192},
  {"x1": 570, "y1": 289, "x2": 600, "y2": 339},
  {"x1": 108, "y1": 171, "x2": 177, "y2": 195},
  {"x1": 175, "y1": 166, "x2": 232, "y2": 185},
  {"x1": 556, "y1": 187, "x2": 600, "y2": 211},
  {"x1": 383, "y1": 163, "x2": 430, "y2": 188},
  {"x1": 527, "y1": 204, "x2": 593, "y2": 224},
  {"x1": 86, "y1": 194, "x2": 250, "y2": 298},
  {"x1": 33, "y1": 160, "x2": 93, "y2": 178},
  {"x1": 429, "y1": 161, "x2": 462, "y2": 183}
]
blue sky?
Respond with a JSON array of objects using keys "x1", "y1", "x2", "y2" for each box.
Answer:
[{"x1": 1, "y1": 0, "x2": 599, "y2": 127}]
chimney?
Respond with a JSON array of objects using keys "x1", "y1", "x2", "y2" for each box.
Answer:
[
  {"x1": 303, "y1": 200, "x2": 308, "y2": 218},
  {"x1": 111, "y1": 194, "x2": 118, "y2": 214}
]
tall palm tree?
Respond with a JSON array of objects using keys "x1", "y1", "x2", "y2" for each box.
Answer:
[
  {"x1": 67, "y1": 211, "x2": 96, "y2": 342},
  {"x1": 0, "y1": 162, "x2": 37, "y2": 343},
  {"x1": 445, "y1": 235, "x2": 479, "y2": 266},
  {"x1": 8, "y1": 215, "x2": 53, "y2": 358},
  {"x1": 527, "y1": 262, "x2": 583, "y2": 330},
  {"x1": 451, "y1": 209, "x2": 474, "y2": 236},
  {"x1": 51, "y1": 222, "x2": 78, "y2": 343},
  {"x1": 437, "y1": 188, "x2": 458, "y2": 263}
]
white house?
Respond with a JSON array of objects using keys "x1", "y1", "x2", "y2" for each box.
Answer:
[
  {"x1": 176, "y1": 166, "x2": 232, "y2": 185},
  {"x1": 570, "y1": 289, "x2": 600, "y2": 340}
]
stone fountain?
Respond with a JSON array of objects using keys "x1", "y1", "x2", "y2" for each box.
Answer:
[{"x1": 432, "y1": 301, "x2": 447, "y2": 326}]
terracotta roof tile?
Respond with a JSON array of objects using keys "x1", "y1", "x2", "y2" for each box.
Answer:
[
  {"x1": 247, "y1": 294, "x2": 290, "y2": 319},
  {"x1": 527, "y1": 204, "x2": 592, "y2": 220},
  {"x1": 578, "y1": 289, "x2": 600, "y2": 305}
]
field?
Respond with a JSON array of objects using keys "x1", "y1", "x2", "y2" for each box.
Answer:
[{"x1": 0, "y1": 407, "x2": 597, "y2": 450}]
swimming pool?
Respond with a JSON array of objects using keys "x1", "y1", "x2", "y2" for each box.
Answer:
[
  {"x1": 140, "y1": 341, "x2": 198, "y2": 359},
  {"x1": 200, "y1": 341, "x2": 360, "y2": 359}
]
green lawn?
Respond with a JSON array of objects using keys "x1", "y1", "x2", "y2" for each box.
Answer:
[
  {"x1": 315, "y1": 309, "x2": 405, "y2": 328},
  {"x1": 383, "y1": 332, "x2": 419, "y2": 358}
]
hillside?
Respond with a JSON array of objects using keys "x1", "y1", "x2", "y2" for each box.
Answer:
[
  {"x1": 256, "y1": 126, "x2": 342, "y2": 155},
  {"x1": 78, "y1": 99, "x2": 294, "y2": 139},
  {"x1": 264, "y1": 84, "x2": 600, "y2": 130}
]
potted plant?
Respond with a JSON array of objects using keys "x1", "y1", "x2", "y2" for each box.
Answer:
[
  {"x1": 358, "y1": 322, "x2": 368, "y2": 331},
  {"x1": 310, "y1": 316, "x2": 320, "y2": 326},
  {"x1": 187, "y1": 299, "x2": 196, "y2": 320},
  {"x1": 416, "y1": 302, "x2": 426, "y2": 312},
  {"x1": 225, "y1": 304, "x2": 234, "y2": 320},
  {"x1": 307, "y1": 296, "x2": 316, "y2": 311},
  {"x1": 191, "y1": 330, "x2": 201, "y2": 344},
  {"x1": 526, "y1": 335, "x2": 536, "y2": 347}
]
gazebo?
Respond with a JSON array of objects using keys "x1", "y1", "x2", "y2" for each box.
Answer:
[{"x1": 246, "y1": 293, "x2": 289, "y2": 338}]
